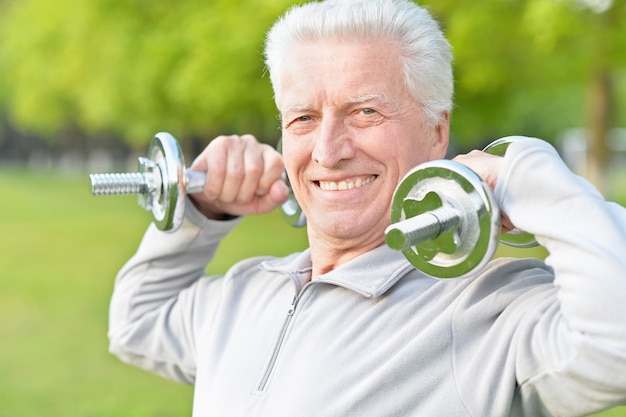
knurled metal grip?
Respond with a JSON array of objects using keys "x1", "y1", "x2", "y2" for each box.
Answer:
[
  {"x1": 89, "y1": 132, "x2": 306, "y2": 232},
  {"x1": 386, "y1": 160, "x2": 501, "y2": 279},
  {"x1": 90, "y1": 132, "x2": 189, "y2": 231}
]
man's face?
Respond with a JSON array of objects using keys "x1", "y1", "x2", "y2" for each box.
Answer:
[{"x1": 278, "y1": 39, "x2": 448, "y2": 250}]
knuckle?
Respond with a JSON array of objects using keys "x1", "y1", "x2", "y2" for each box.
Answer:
[
  {"x1": 241, "y1": 134, "x2": 258, "y2": 144},
  {"x1": 211, "y1": 135, "x2": 242, "y2": 150},
  {"x1": 203, "y1": 183, "x2": 221, "y2": 200},
  {"x1": 235, "y1": 195, "x2": 252, "y2": 205},
  {"x1": 248, "y1": 159, "x2": 264, "y2": 178},
  {"x1": 229, "y1": 166, "x2": 245, "y2": 182},
  {"x1": 210, "y1": 135, "x2": 231, "y2": 147}
]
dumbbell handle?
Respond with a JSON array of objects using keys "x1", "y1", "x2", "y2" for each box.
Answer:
[
  {"x1": 90, "y1": 169, "x2": 206, "y2": 196},
  {"x1": 184, "y1": 169, "x2": 306, "y2": 227},
  {"x1": 185, "y1": 170, "x2": 207, "y2": 194},
  {"x1": 385, "y1": 205, "x2": 460, "y2": 251},
  {"x1": 90, "y1": 132, "x2": 307, "y2": 231}
]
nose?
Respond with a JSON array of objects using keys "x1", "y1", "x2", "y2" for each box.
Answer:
[{"x1": 311, "y1": 116, "x2": 355, "y2": 167}]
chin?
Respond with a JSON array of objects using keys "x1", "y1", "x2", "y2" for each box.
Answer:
[{"x1": 311, "y1": 212, "x2": 381, "y2": 240}]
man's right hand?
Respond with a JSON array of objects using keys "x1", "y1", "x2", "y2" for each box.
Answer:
[{"x1": 188, "y1": 135, "x2": 290, "y2": 220}]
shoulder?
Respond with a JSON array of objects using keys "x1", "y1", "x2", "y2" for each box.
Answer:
[
  {"x1": 457, "y1": 257, "x2": 554, "y2": 307},
  {"x1": 450, "y1": 256, "x2": 556, "y2": 332}
]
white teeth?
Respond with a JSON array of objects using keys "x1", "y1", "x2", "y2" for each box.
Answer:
[{"x1": 319, "y1": 175, "x2": 376, "y2": 191}]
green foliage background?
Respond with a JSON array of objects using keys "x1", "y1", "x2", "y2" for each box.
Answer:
[
  {"x1": 431, "y1": 0, "x2": 626, "y2": 142},
  {"x1": 0, "y1": 0, "x2": 624, "y2": 149},
  {"x1": 0, "y1": 0, "x2": 295, "y2": 147}
]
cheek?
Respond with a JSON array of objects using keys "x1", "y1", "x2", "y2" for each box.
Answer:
[
  {"x1": 392, "y1": 143, "x2": 426, "y2": 172},
  {"x1": 282, "y1": 156, "x2": 300, "y2": 185},
  {"x1": 401, "y1": 134, "x2": 441, "y2": 168},
  {"x1": 280, "y1": 136, "x2": 302, "y2": 165},
  {"x1": 389, "y1": 151, "x2": 431, "y2": 188},
  {"x1": 281, "y1": 145, "x2": 308, "y2": 191}
]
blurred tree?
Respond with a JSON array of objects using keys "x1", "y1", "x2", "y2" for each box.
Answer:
[
  {"x1": 425, "y1": 0, "x2": 626, "y2": 189},
  {"x1": 0, "y1": 0, "x2": 293, "y2": 149},
  {"x1": 0, "y1": 0, "x2": 624, "y2": 187}
]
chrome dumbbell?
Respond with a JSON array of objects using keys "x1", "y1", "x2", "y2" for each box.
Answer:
[
  {"x1": 89, "y1": 132, "x2": 306, "y2": 232},
  {"x1": 385, "y1": 137, "x2": 536, "y2": 279}
]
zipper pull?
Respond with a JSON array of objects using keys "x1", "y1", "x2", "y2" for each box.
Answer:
[{"x1": 288, "y1": 294, "x2": 299, "y2": 315}]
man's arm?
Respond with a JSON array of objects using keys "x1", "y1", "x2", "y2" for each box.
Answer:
[
  {"x1": 493, "y1": 138, "x2": 626, "y2": 414},
  {"x1": 107, "y1": 135, "x2": 289, "y2": 383},
  {"x1": 108, "y1": 202, "x2": 240, "y2": 383}
]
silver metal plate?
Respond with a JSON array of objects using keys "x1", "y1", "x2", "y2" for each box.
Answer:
[
  {"x1": 276, "y1": 138, "x2": 306, "y2": 228},
  {"x1": 390, "y1": 160, "x2": 501, "y2": 279},
  {"x1": 148, "y1": 132, "x2": 186, "y2": 232}
]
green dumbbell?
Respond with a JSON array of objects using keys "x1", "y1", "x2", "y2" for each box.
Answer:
[{"x1": 385, "y1": 137, "x2": 537, "y2": 279}]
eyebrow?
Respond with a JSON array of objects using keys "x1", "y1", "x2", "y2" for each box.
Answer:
[
  {"x1": 285, "y1": 94, "x2": 386, "y2": 113},
  {"x1": 345, "y1": 94, "x2": 385, "y2": 104},
  {"x1": 285, "y1": 103, "x2": 315, "y2": 113}
]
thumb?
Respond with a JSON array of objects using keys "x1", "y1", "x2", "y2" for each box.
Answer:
[
  {"x1": 253, "y1": 178, "x2": 290, "y2": 214},
  {"x1": 244, "y1": 178, "x2": 292, "y2": 216},
  {"x1": 268, "y1": 178, "x2": 290, "y2": 206}
]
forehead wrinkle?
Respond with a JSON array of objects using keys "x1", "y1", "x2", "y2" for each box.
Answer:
[{"x1": 283, "y1": 94, "x2": 387, "y2": 114}]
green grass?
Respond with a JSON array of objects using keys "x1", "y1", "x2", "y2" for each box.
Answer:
[
  {"x1": 0, "y1": 169, "x2": 308, "y2": 417},
  {"x1": 0, "y1": 170, "x2": 624, "y2": 416}
]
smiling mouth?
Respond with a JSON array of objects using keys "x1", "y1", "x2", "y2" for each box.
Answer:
[{"x1": 317, "y1": 175, "x2": 377, "y2": 191}]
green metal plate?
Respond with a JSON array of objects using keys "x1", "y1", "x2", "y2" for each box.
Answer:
[{"x1": 390, "y1": 160, "x2": 500, "y2": 279}]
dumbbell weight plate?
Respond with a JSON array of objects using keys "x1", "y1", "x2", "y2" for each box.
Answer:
[
  {"x1": 390, "y1": 160, "x2": 501, "y2": 279},
  {"x1": 483, "y1": 137, "x2": 538, "y2": 248},
  {"x1": 146, "y1": 132, "x2": 187, "y2": 232},
  {"x1": 276, "y1": 138, "x2": 306, "y2": 227},
  {"x1": 91, "y1": 133, "x2": 307, "y2": 232}
]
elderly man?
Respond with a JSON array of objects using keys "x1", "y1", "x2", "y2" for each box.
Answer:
[{"x1": 108, "y1": 0, "x2": 626, "y2": 416}]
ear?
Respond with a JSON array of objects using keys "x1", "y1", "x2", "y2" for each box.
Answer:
[{"x1": 429, "y1": 111, "x2": 450, "y2": 160}]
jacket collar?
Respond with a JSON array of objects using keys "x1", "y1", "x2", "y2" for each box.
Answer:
[{"x1": 261, "y1": 245, "x2": 415, "y2": 298}]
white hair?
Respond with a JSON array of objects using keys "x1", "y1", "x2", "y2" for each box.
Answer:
[{"x1": 264, "y1": 0, "x2": 453, "y2": 128}]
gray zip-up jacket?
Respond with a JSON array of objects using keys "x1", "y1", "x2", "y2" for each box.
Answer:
[{"x1": 109, "y1": 138, "x2": 626, "y2": 416}]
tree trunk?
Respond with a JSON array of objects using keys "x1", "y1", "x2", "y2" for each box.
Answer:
[{"x1": 585, "y1": 67, "x2": 612, "y2": 194}]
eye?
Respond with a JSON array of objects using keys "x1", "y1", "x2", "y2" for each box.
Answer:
[
  {"x1": 284, "y1": 113, "x2": 316, "y2": 135},
  {"x1": 350, "y1": 107, "x2": 383, "y2": 128},
  {"x1": 284, "y1": 114, "x2": 311, "y2": 129}
]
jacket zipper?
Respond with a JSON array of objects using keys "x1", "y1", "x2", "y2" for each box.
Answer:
[{"x1": 257, "y1": 294, "x2": 299, "y2": 392}]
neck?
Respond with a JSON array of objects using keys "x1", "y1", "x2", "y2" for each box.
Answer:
[{"x1": 307, "y1": 230, "x2": 385, "y2": 280}]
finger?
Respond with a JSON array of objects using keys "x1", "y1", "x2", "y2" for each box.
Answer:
[
  {"x1": 454, "y1": 151, "x2": 517, "y2": 233},
  {"x1": 269, "y1": 178, "x2": 291, "y2": 205},
  {"x1": 452, "y1": 150, "x2": 501, "y2": 191},
  {"x1": 230, "y1": 136, "x2": 268, "y2": 204},
  {"x1": 188, "y1": 135, "x2": 287, "y2": 217},
  {"x1": 255, "y1": 145, "x2": 285, "y2": 198},
  {"x1": 217, "y1": 137, "x2": 248, "y2": 203},
  {"x1": 501, "y1": 213, "x2": 515, "y2": 234},
  {"x1": 249, "y1": 178, "x2": 290, "y2": 214},
  {"x1": 191, "y1": 135, "x2": 249, "y2": 202},
  {"x1": 197, "y1": 136, "x2": 231, "y2": 201}
]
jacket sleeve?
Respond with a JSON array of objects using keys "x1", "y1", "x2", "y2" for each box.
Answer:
[
  {"x1": 107, "y1": 198, "x2": 241, "y2": 384},
  {"x1": 496, "y1": 137, "x2": 626, "y2": 415}
]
